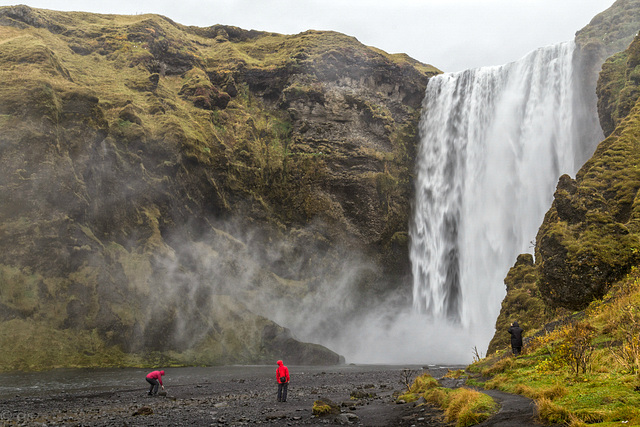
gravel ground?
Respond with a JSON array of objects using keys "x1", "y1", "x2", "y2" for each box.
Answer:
[
  {"x1": 0, "y1": 366, "x2": 456, "y2": 426},
  {"x1": 0, "y1": 365, "x2": 547, "y2": 426}
]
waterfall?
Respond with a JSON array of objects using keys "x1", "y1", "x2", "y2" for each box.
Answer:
[{"x1": 410, "y1": 41, "x2": 602, "y2": 350}]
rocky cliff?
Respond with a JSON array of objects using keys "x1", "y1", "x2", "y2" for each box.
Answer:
[
  {"x1": 0, "y1": 5, "x2": 439, "y2": 370},
  {"x1": 489, "y1": 0, "x2": 640, "y2": 353}
]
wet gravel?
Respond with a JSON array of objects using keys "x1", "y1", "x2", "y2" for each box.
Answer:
[{"x1": 0, "y1": 366, "x2": 460, "y2": 426}]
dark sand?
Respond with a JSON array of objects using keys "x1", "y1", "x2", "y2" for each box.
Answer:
[{"x1": 0, "y1": 365, "x2": 544, "y2": 426}]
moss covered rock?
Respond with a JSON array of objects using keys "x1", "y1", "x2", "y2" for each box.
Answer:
[
  {"x1": 487, "y1": 254, "x2": 546, "y2": 354},
  {"x1": 535, "y1": 33, "x2": 640, "y2": 311}
]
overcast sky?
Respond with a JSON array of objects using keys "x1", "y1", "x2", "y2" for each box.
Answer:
[{"x1": 0, "y1": 0, "x2": 617, "y2": 71}]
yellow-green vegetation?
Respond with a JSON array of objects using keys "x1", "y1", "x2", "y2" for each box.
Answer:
[
  {"x1": 575, "y1": 0, "x2": 640, "y2": 58},
  {"x1": 312, "y1": 398, "x2": 340, "y2": 416},
  {"x1": 597, "y1": 32, "x2": 640, "y2": 136},
  {"x1": 470, "y1": 268, "x2": 640, "y2": 426},
  {"x1": 0, "y1": 319, "x2": 143, "y2": 372},
  {"x1": 397, "y1": 371, "x2": 440, "y2": 402},
  {"x1": 312, "y1": 402, "x2": 333, "y2": 416},
  {"x1": 400, "y1": 373, "x2": 497, "y2": 427}
]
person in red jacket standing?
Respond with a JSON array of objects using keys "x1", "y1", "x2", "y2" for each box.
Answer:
[
  {"x1": 145, "y1": 370, "x2": 165, "y2": 396},
  {"x1": 276, "y1": 360, "x2": 289, "y2": 402}
]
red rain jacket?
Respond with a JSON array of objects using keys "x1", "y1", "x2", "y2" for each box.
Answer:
[
  {"x1": 146, "y1": 370, "x2": 165, "y2": 386},
  {"x1": 276, "y1": 360, "x2": 289, "y2": 384}
]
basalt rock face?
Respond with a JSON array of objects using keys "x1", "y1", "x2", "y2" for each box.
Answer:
[{"x1": 0, "y1": 6, "x2": 439, "y2": 370}]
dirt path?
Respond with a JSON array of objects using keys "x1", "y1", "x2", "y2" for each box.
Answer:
[
  {"x1": 402, "y1": 374, "x2": 546, "y2": 427},
  {"x1": 472, "y1": 389, "x2": 542, "y2": 427}
]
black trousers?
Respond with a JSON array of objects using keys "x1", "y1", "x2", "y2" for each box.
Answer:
[
  {"x1": 146, "y1": 377, "x2": 160, "y2": 394},
  {"x1": 512, "y1": 346, "x2": 522, "y2": 356},
  {"x1": 277, "y1": 382, "x2": 288, "y2": 402}
]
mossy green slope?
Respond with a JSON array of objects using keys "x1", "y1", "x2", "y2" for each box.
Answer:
[
  {"x1": 575, "y1": 0, "x2": 640, "y2": 57},
  {"x1": 536, "y1": 33, "x2": 640, "y2": 312},
  {"x1": 469, "y1": 269, "x2": 640, "y2": 426},
  {"x1": 0, "y1": 6, "x2": 439, "y2": 370}
]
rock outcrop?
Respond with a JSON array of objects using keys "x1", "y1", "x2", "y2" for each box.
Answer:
[
  {"x1": 0, "y1": 6, "x2": 439, "y2": 369},
  {"x1": 536, "y1": 32, "x2": 640, "y2": 310}
]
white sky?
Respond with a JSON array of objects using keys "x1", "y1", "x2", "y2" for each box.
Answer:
[{"x1": 0, "y1": 0, "x2": 616, "y2": 71}]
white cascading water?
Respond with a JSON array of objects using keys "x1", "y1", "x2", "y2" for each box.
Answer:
[{"x1": 410, "y1": 41, "x2": 602, "y2": 353}]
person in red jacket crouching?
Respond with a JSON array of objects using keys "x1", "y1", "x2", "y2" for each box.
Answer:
[
  {"x1": 276, "y1": 360, "x2": 290, "y2": 402},
  {"x1": 146, "y1": 370, "x2": 165, "y2": 396}
]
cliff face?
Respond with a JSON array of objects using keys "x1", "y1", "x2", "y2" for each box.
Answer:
[
  {"x1": 0, "y1": 6, "x2": 439, "y2": 370},
  {"x1": 537, "y1": 32, "x2": 640, "y2": 311}
]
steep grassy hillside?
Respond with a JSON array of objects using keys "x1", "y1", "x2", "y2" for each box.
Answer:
[
  {"x1": 575, "y1": 0, "x2": 640, "y2": 57},
  {"x1": 0, "y1": 6, "x2": 439, "y2": 370}
]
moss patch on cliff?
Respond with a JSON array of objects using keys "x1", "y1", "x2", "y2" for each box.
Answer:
[
  {"x1": 487, "y1": 254, "x2": 547, "y2": 354},
  {"x1": 597, "y1": 33, "x2": 640, "y2": 136},
  {"x1": 575, "y1": 0, "x2": 640, "y2": 57}
]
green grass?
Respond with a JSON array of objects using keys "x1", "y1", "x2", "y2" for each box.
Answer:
[{"x1": 468, "y1": 268, "x2": 640, "y2": 425}]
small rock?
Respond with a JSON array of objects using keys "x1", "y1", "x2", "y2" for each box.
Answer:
[{"x1": 132, "y1": 406, "x2": 153, "y2": 416}]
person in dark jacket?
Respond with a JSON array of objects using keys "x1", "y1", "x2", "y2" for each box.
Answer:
[
  {"x1": 508, "y1": 321, "x2": 524, "y2": 356},
  {"x1": 276, "y1": 360, "x2": 290, "y2": 402},
  {"x1": 146, "y1": 370, "x2": 165, "y2": 396}
]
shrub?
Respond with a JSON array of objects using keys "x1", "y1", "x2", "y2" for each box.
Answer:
[
  {"x1": 480, "y1": 357, "x2": 513, "y2": 376},
  {"x1": 535, "y1": 354, "x2": 565, "y2": 374},
  {"x1": 444, "y1": 388, "x2": 497, "y2": 427},
  {"x1": 536, "y1": 397, "x2": 572, "y2": 424},
  {"x1": 610, "y1": 304, "x2": 640, "y2": 373},
  {"x1": 409, "y1": 373, "x2": 440, "y2": 393},
  {"x1": 555, "y1": 322, "x2": 597, "y2": 376}
]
